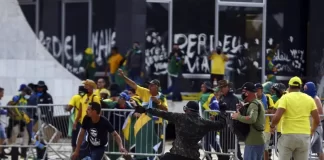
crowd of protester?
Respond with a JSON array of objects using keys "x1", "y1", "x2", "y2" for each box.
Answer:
[{"x1": 0, "y1": 41, "x2": 323, "y2": 160}]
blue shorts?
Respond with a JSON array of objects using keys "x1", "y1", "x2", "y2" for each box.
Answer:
[{"x1": 0, "y1": 124, "x2": 7, "y2": 139}]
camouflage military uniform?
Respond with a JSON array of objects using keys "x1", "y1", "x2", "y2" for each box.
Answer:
[{"x1": 145, "y1": 108, "x2": 227, "y2": 160}]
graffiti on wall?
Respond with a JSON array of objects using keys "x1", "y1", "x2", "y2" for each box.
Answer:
[
  {"x1": 38, "y1": 30, "x2": 84, "y2": 75},
  {"x1": 145, "y1": 29, "x2": 169, "y2": 75},
  {"x1": 174, "y1": 33, "x2": 305, "y2": 77},
  {"x1": 39, "y1": 29, "x2": 116, "y2": 78},
  {"x1": 92, "y1": 29, "x2": 116, "y2": 67}
]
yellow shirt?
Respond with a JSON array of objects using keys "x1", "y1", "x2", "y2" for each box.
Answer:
[
  {"x1": 278, "y1": 92, "x2": 317, "y2": 134},
  {"x1": 94, "y1": 88, "x2": 110, "y2": 99},
  {"x1": 68, "y1": 94, "x2": 82, "y2": 123},
  {"x1": 80, "y1": 93, "x2": 101, "y2": 123},
  {"x1": 135, "y1": 85, "x2": 151, "y2": 103},
  {"x1": 264, "y1": 94, "x2": 274, "y2": 133},
  {"x1": 210, "y1": 53, "x2": 227, "y2": 75},
  {"x1": 135, "y1": 85, "x2": 168, "y2": 123},
  {"x1": 12, "y1": 97, "x2": 30, "y2": 123},
  {"x1": 108, "y1": 53, "x2": 123, "y2": 74}
]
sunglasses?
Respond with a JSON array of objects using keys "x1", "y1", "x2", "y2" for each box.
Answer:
[{"x1": 183, "y1": 106, "x2": 198, "y2": 112}]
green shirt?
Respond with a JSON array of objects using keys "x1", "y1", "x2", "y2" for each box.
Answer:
[
  {"x1": 237, "y1": 100, "x2": 265, "y2": 145},
  {"x1": 168, "y1": 56, "x2": 182, "y2": 76},
  {"x1": 271, "y1": 95, "x2": 279, "y2": 103},
  {"x1": 102, "y1": 99, "x2": 117, "y2": 108}
]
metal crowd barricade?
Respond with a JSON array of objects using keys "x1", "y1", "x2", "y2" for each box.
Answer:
[
  {"x1": 37, "y1": 104, "x2": 71, "y2": 159},
  {"x1": 0, "y1": 105, "x2": 41, "y2": 159},
  {"x1": 265, "y1": 113, "x2": 278, "y2": 160},
  {"x1": 200, "y1": 110, "x2": 238, "y2": 160},
  {"x1": 102, "y1": 108, "x2": 167, "y2": 160},
  {"x1": 265, "y1": 114, "x2": 324, "y2": 160}
]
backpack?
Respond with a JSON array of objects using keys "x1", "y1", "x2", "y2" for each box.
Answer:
[{"x1": 230, "y1": 101, "x2": 264, "y2": 141}]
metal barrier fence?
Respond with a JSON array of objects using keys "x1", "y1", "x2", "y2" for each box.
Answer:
[
  {"x1": 102, "y1": 108, "x2": 167, "y2": 160},
  {"x1": 200, "y1": 110, "x2": 238, "y2": 160},
  {"x1": 0, "y1": 104, "x2": 167, "y2": 159},
  {"x1": 1, "y1": 104, "x2": 322, "y2": 159},
  {"x1": 200, "y1": 111, "x2": 324, "y2": 160},
  {"x1": 0, "y1": 105, "x2": 42, "y2": 159}
]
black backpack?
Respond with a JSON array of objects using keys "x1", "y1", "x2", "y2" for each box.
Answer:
[{"x1": 230, "y1": 101, "x2": 264, "y2": 141}]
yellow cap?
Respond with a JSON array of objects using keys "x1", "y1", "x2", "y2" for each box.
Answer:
[
  {"x1": 99, "y1": 88, "x2": 109, "y2": 95},
  {"x1": 85, "y1": 48, "x2": 93, "y2": 54},
  {"x1": 288, "y1": 76, "x2": 302, "y2": 86},
  {"x1": 82, "y1": 79, "x2": 97, "y2": 89}
]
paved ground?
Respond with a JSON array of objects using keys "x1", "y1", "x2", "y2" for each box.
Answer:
[{"x1": 3, "y1": 141, "x2": 280, "y2": 160}]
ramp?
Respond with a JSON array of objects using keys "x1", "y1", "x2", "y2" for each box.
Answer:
[{"x1": 0, "y1": 0, "x2": 81, "y2": 105}]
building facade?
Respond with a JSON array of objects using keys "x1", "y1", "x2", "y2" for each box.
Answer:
[{"x1": 19, "y1": 0, "x2": 319, "y2": 96}]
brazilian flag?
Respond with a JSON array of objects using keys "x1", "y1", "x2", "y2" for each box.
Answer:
[
  {"x1": 199, "y1": 93, "x2": 217, "y2": 118},
  {"x1": 68, "y1": 109, "x2": 75, "y2": 137},
  {"x1": 122, "y1": 96, "x2": 143, "y2": 149},
  {"x1": 134, "y1": 114, "x2": 162, "y2": 159}
]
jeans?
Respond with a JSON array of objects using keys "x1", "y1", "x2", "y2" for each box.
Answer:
[
  {"x1": 89, "y1": 147, "x2": 106, "y2": 159},
  {"x1": 244, "y1": 144, "x2": 264, "y2": 160},
  {"x1": 170, "y1": 76, "x2": 182, "y2": 101}
]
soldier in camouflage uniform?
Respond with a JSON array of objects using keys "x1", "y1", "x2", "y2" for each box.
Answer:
[{"x1": 135, "y1": 101, "x2": 227, "y2": 160}]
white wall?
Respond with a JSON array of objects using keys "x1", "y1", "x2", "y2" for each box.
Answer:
[{"x1": 0, "y1": 0, "x2": 81, "y2": 105}]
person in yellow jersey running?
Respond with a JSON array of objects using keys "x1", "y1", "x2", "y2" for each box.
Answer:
[{"x1": 271, "y1": 76, "x2": 320, "y2": 160}]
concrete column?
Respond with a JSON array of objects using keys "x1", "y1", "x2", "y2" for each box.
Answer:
[
  {"x1": 307, "y1": 0, "x2": 324, "y2": 83},
  {"x1": 39, "y1": 0, "x2": 60, "y2": 38},
  {"x1": 115, "y1": 0, "x2": 146, "y2": 55}
]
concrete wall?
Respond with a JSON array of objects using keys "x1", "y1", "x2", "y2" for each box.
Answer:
[{"x1": 0, "y1": 0, "x2": 81, "y2": 105}]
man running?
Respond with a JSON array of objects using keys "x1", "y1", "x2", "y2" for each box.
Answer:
[
  {"x1": 134, "y1": 101, "x2": 227, "y2": 160},
  {"x1": 71, "y1": 102, "x2": 127, "y2": 160}
]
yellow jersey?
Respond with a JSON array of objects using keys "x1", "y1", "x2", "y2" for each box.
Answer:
[
  {"x1": 210, "y1": 53, "x2": 227, "y2": 75},
  {"x1": 80, "y1": 93, "x2": 101, "y2": 123},
  {"x1": 68, "y1": 94, "x2": 83, "y2": 123},
  {"x1": 278, "y1": 92, "x2": 317, "y2": 134}
]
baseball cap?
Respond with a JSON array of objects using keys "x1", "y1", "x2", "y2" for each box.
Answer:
[
  {"x1": 254, "y1": 83, "x2": 263, "y2": 89},
  {"x1": 82, "y1": 79, "x2": 97, "y2": 89},
  {"x1": 149, "y1": 79, "x2": 160, "y2": 87},
  {"x1": 183, "y1": 101, "x2": 199, "y2": 112},
  {"x1": 203, "y1": 81, "x2": 213, "y2": 90},
  {"x1": 288, "y1": 76, "x2": 302, "y2": 86},
  {"x1": 218, "y1": 80, "x2": 229, "y2": 88},
  {"x1": 119, "y1": 92, "x2": 130, "y2": 101},
  {"x1": 99, "y1": 88, "x2": 110, "y2": 95},
  {"x1": 239, "y1": 82, "x2": 257, "y2": 92},
  {"x1": 18, "y1": 84, "x2": 27, "y2": 91}
]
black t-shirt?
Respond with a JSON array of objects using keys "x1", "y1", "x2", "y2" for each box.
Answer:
[{"x1": 82, "y1": 116, "x2": 115, "y2": 148}]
